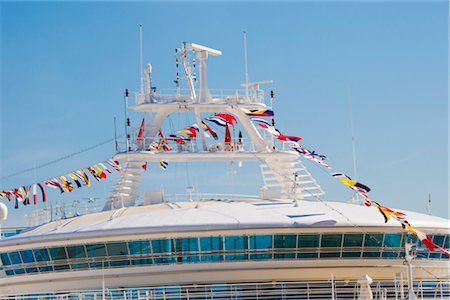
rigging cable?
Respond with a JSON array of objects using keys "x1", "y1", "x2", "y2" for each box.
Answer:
[{"x1": 0, "y1": 135, "x2": 123, "y2": 181}]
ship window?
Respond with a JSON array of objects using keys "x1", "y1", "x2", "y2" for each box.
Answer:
[
  {"x1": 321, "y1": 234, "x2": 343, "y2": 248},
  {"x1": 154, "y1": 256, "x2": 175, "y2": 264},
  {"x1": 71, "y1": 263, "x2": 89, "y2": 269},
  {"x1": 86, "y1": 243, "x2": 107, "y2": 257},
  {"x1": 38, "y1": 266, "x2": 53, "y2": 272},
  {"x1": 54, "y1": 264, "x2": 70, "y2": 271},
  {"x1": 383, "y1": 234, "x2": 401, "y2": 248},
  {"x1": 25, "y1": 267, "x2": 38, "y2": 273},
  {"x1": 152, "y1": 239, "x2": 172, "y2": 254},
  {"x1": 110, "y1": 260, "x2": 130, "y2": 267},
  {"x1": 225, "y1": 236, "x2": 248, "y2": 251},
  {"x1": 174, "y1": 238, "x2": 199, "y2": 253},
  {"x1": 20, "y1": 250, "x2": 35, "y2": 264},
  {"x1": 442, "y1": 236, "x2": 449, "y2": 259},
  {"x1": 14, "y1": 268, "x2": 25, "y2": 275},
  {"x1": 200, "y1": 236, "x2": 223, "y2": 252},
  {"x1": 249, "y1": 235, "x2": 272, "y2": 250},
  {"x1": 9, "y1": 252, "x2": 22, "y2": 265},
  {"x1": 363, "y1": 251, "x2": 381, "y2": 258},
  {"x1": 89, "y1": 261, "x2": 109, "y2": 268},
  {"x1": 131, "y1": 258, "x2": 152, "y2": 265},
  {"x1": 274, "y1": 252, "x2": 296, "y2": 259},
  {"x1": 128, "y1": 240, "x2": 151, "y2": 255},
  {"x1": 298, "y1": 252, "x2": 318, "y2": 259},
  {"x1": 342, "y1": 252, "x2": 361, "y2": 258},
  {"x1": 5, "y1": 270, "x2": 14, "y2": 276},
  {"x1": 67, "y1": 245, "x2": 87, "y2": 259},
  {"x1": 49, "y1": 247, "x2": 68, "y2": 260},
  {"x1": 364, "y1": 234, "x2": 383, "y2": 247},
  {"x1": 382, "y1": 251, "x2": 399, "y2": 258},
  {"x1": 343, "y1": 234, "x2": 363, "y2": 247},
  {"x1": 320, "y1": 252, "x2": 340, "y2": 258},
  {"x1": 404, "y1": 234, "x2": 417, "y2": 246},
  {"x1": 0, "y1": 253, "x2": 11, "y2": 266},
  {"x1": 432, "y1": 235, "x2": 445, "y2": 247},
  {"x1": 33, "y1": 248, "x2": 50, "y2": 262},
  {"x1": 107, "y1": 242, "x2": 129, "y2": 256},
  {"x1": 201, "y1": 254, "x2": 223, "y2": 262},
  {"x1": 274, "y1": 234, "x2": 296, "y2": 249},
  {"x1": 298, "y1": 234, "x2": 320, "y2": 248}
]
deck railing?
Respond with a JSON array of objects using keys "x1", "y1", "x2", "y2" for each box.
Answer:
[
  {"x1": 4, "y1": 279, "x2": 449, "y2": 299},
  {"x1": 134, "y1": 88, "x2": 265, "y2": 106}
]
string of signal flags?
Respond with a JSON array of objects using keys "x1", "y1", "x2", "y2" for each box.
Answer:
[
  {"x1": 245, "y1": 109, "x2": 450, "y2": 257},
  {"x1": 0, "y1": 159, "x2": 121, "y2": 209},
  {"x1": 1, "y1": 108, "x2": 448, "y2": 256}
]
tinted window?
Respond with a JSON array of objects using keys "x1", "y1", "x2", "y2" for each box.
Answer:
[
  {"x1": 174, "y1": 238, "x2": 198, "y2": 253},
  {"x1": 33, "y1": 249, "x2": 50, "y2": 262},
  {"x1": 128, "y1": 240, "x2": 151, "y2": 255},
  {"x1": 49, "y1": 247, "x2": 67, "y2": 260},
  {"x1": 20, "y1": 250, "x2": 35, "y2": 264},
  {"x1": 274, "y1": 234, "x2": 296, "y2": 249},
  {"x1": 107, "y1": 242, "x2": 128, "y2": 256},
  {"x1": 249, "y1": 235, "x2": 272, "y2": 250},
  {"x1": 9, "y1": 252, "x2": 21, "y2": 265},
  {"x1": 364, "y1": 234, "x2": 383, "y2": 247},
  {"x1": 432, "y1": 235, "x2": 445, "y2": 248},
  {"x1": 1, "y1": 253, "x2": 11, "y2": 266},
  {"x1": 383, "y1": 234, "x2": 401, "y2": 247},
  {"x1": 67, "y1": 245, "x2": 87, "y2": 259},
  {"x1": 343, "y1": 234, "x2": 363, "y2": 247},
  {"x1": 86, "y1": 244, "x2": 107, "y2": 257},
  {"x1": 200, "y1": 237, "x2": 223, "y2": 252},
  {"x1": 298, "y1": 235, "x2": 320, "y2": 248},
  {"x1": 152, "y1": 239, "x2": 171, "y2": 254},
  {"x1": 225, "y1": 236, "x2": 248, "y2": 251},
  {"x1": 321, "y1": 234, "x2": 342, "y2": 248}
]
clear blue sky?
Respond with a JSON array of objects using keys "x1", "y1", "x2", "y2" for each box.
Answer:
[{"x1": 0, "y1": 1, "x2": 448, "y2": 227}]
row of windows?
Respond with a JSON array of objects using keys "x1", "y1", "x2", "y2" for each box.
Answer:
[{"x1": 1, "y1": 233, "x2": 448, "y2": 276}]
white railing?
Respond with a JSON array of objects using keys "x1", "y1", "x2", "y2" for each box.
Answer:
[
  {"x1": 134, "y1": 88, "x2": 265, "y2": 106},
  {"x1": 4, "y1": 279, "x2": 449, "y2": 299},
  {"x1": 117, "y1": 128, "x2": 296, "y2": 154}
]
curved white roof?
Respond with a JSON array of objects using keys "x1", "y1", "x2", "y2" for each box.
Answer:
[{"x1": 1, "y1": 198, "x2": 449, "y2": 247}]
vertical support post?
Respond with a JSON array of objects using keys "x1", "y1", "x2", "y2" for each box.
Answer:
[
  {"x1": 243, "y1": 31, "x2": 249, "y2": 100},
  {"x1": 124, "y1": 89, "x2": 130, "y2": 152},
  {"x1": 194, "y1": 108, "x2": 207, "y2": 151},
  {"x1": 197, "y1": 51, "x2": 212, "y2": 103},
  {"x1": 405, "y1": 241, "x2": 418, "y2": 300},
  {"x1": 139, "y1": 25, "x2": 144, "y2": 95},
  {"x1": 181, "y1": 43, "x2": 197, "y2": 101}
]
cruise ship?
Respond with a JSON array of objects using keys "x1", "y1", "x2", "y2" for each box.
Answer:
[{"x1": 0, "y1": 42, "x2": 448, "y2": 299}]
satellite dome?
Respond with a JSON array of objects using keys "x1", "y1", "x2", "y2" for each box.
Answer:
[{"x1": 0, "y1": 201, "x2": 8, "y2": 221}]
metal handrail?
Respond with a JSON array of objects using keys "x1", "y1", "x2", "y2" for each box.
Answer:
[{"x1": 3, "y1": 279, "x2": 449, "y2": 299}]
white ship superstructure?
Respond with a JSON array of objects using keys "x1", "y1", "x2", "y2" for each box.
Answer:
[{"x1": 0, "y1": 42, "x2": 448, "y2": 299}]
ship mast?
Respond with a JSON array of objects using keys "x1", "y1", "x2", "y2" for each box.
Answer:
[{"x1": 104, "y1": 42, "x2": 324, "y2": 210}]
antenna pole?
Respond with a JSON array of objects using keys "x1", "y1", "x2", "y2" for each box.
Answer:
[
  {"x1": 139, "y1": 25, "x2": 144, "y2": 95},
  {"x1": 243, "y1": 31, "x2": 249, "y2": 100},
  {"x1": 124, "y1": 89, "x2": 130, "y2": 152},
  {"x1": 114, "y1": 117, "x2": 118, "y2": 153},
  {"x1": 348, "y1": 94, "x2": 359, "y2": 203}
]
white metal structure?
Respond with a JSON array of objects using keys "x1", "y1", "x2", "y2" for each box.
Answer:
[{"x1": 0, "y1": 42, "x2": 448, "y2": 300}]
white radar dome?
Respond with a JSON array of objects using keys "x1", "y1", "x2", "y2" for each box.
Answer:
[{"x1": 0, "y1": 202, "x2": 8, "y2": 221}]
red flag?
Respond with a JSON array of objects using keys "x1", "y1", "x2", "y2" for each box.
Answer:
[
  {"x1": 136, "y1": 117, "x2": 145, "y2": 146},
  {"x1": 224, "y1": 123, "x2": 232, "y2": 151},
  {"x1": 215, "y1": 113, "x2": 237, "y2": 127},
  {"x1": 33, "y1": 184, "x2": 37, "y2": 205}
]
